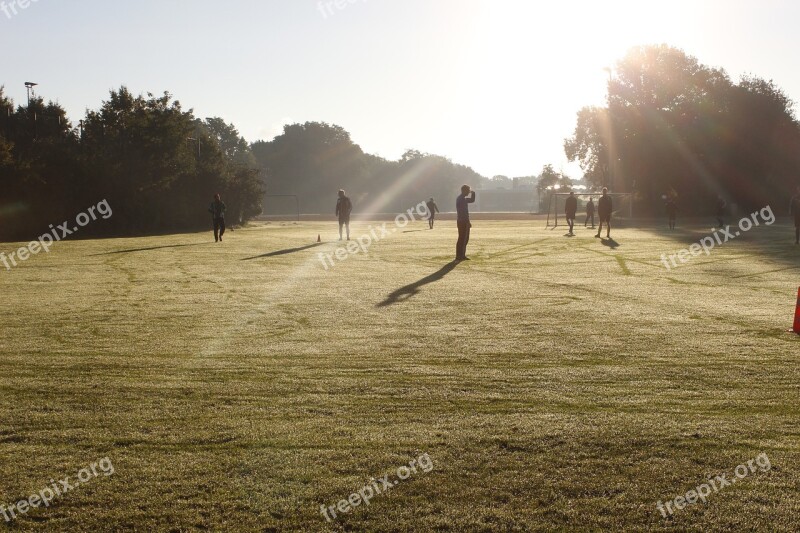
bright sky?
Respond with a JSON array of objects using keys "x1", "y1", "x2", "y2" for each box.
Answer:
[{"x1": 2, "y1": 0, "x2": 799, "y2": 178}]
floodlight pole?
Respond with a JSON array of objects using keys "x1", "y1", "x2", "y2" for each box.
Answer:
[{"x1": 25, "y1": 82, "x2": 38, "y2": 107}]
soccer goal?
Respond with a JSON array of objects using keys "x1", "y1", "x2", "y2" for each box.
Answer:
[{"x1": 545, "y1": 192, "x2": 633, "y2": 228}]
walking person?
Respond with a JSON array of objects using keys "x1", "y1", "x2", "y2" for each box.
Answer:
[
  {"x1": 565, "y1": 191, "x2": 578, "y2": 236},
  {"x1": 336, "y1": 189, "x2": 352, "y2": 241},
  {"x1": 666, "y1": 197, "x2": 677, "y2": 230},
  {"x1": 585, "y1": 197, "x2": 595, "y2": 228},
  {"x1": 791, "y1": 185, "x2": 800, "y2": 245},
  {"x1": 426, "y1": 197, "x2": 440, "y2": 229},
  {"x1": 596, "y1": 188, "x2": 612, "y2": 239},
  {"x1": 456, "y1": 185, "x2": 476, "y2": 261},
  {"x1": 208, "y1": 193, "x2": 226, "y2": 242},
  {"x1": 715, "y1": 195, "x2": 727, "y2": 229}
]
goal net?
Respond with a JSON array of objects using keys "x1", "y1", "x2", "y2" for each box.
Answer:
[{"x1": 545, "y1": 192, "x2": 633, "y2": 228}]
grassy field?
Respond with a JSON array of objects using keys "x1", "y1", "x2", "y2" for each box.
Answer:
[{"x1": 1, "y1": 217, "x2": 799, "y2": 532}]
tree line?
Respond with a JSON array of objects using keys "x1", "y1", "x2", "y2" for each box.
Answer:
[
  {"x1": 1, "y1": 87, "x2": 264, "y2": 241},
  {"x1": 4, "y1": 44, "x2": 795, "y2": 241},
  {"x1": 251, "y1": 124, "x2": 489, "y2": 216},
  {"x1": 565, "y1": 44, "x2": 800, "y2": 215},
  {"x1": 1, "y1": 87, "x2": 500, "y2": 240}
]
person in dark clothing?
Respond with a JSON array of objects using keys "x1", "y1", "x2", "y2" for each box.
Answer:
[
  {"x1": 426, "y1": 198, "x2": 440, "y2": 229},
  {"x1": 336, "y1": 190, "x2": 352, "y2": 241},
  {"x1": 666, "y1": 197, "x2": 677, "y2": 230},
  {"x1": 208, "y1": 193, "x2": 226, "y2": 242},
  {"x1": 715, "y1": 196, "x2": 726, "y2": 229},
  {"x1": 596, "y1": 188, "x2": 612, "y2": 239},
  {"x1": 585, "y1": 198, "x2": 595, "y2": 228},
  {"x1": 791, "y1": 185, "x2": 800, "y2": 245},
  {"x1": 456, "y1": 185, "x2": 476, "y2": 260},
  {"x1": 565, "y1": 192, "x2": 578, "y2": 236}
]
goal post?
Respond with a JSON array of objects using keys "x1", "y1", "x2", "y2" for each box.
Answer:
[{"x1": 545, "y1": 192, "x2": 633, "y2": 228}]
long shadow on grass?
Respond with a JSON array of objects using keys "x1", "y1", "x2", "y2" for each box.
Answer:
[
  {"x1": 377, "y1": 260, "x2": 459, "y2": 307},
  {"x1": 92, "y1": 243, "x2": 208, "y2": 256},
  {"x1": 642, "y1": 221, "x2": 800, "y2": 270},
  {"x1": 242, "y1": 243, "x2": 323, "y2": 260}
]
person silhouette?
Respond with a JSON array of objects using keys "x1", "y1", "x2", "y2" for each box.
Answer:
[
  {"x1": 715, "y1": 196, "x2": 727, "y2": 229},
  {"x1": 565, "y1": 191, "x2": 578, "y2": 236},
  {"x1": 336, "y1": 189, "x2": 352, "y2": 241},
  {"x1": 426, "y1": 197, "x2": 440, "y2": 229},
  {"x1": 456, "y1": 185, "x2": 476, "y2": 260},
  {"x1": 666, "y1": 197, "x2": 677, "y2": 230},
  {"x1": 208, "y1": 193, "x2": 226, "y2": 242},
  {"x1": 596, "y1": 188, "x2": 612, "y2": 239},
  {"x1": 585, "y1": 197, "x2": 595, "y2": 228}
]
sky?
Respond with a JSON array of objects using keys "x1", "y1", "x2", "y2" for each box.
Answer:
[{"x1": 2, "y1": 0, "x2": 800, "y2": 179}]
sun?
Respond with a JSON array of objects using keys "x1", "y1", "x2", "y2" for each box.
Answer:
[{"x1": 437, "y1": 1, "x2": 693, "y2": 177}]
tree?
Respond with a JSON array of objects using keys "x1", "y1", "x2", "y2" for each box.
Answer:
[
  {"x1": 1, "y1": 86, "x2": 265, "y2": 240},
  {"x1": 252, "y1": 123, "x2": 485, "y2": 215},
  {"x1": 536, "y1": 164, "x2": 572, "y2": 211},
  {"x1": 199, "y1": 117, "x2": 256, "y2": 168},
  {"x1": 536, "y1": 164, "x2": 561, "y2": 191},
  {"x1": 252, "y1": 122, "x2": 369, "y2": 214},
  {"x1": 564, "y1": 45, "x2": 800, "y2": 214}
]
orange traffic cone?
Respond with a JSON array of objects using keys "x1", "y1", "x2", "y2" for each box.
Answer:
[
  {"x1": 794, "y1": 287, "x2": 800, "y2": 334},
  {"x1": 317, "y1": 234, "x2": 321, "y2": 243}
]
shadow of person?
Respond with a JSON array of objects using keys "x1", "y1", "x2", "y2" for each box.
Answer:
[
  {"x1": 93, "y1": 243, "x2": 208, "y2": 256},
  {"x1": 242, "y1": 243, "x2": 323, "y2": 260},
  {"x1": 377, "y1": 260, "x2": 459, "y2": 307},
  {"x1": 601, "y1": 238, "x2": 620, "y2": 249}
]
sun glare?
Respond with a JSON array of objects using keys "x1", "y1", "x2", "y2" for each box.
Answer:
[{"x1": 447, "y1": 0, "x2": 692, "y2": 177}]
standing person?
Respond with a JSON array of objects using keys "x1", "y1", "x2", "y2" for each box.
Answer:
[
  {"x1": 791, "y1": 185, "x2": 800, "y2": 245},
  {"x1": 715, "y1": 195, "x2": 727, "y2": 229},
  {"x1": 426, "y1": 197, "x2": 440, "y2": 229},
  {"x1": 336, "y1": 189, "x2": 352, "y2": 241},
  {"x1": 596, "y1": 188, "x2": 612, "y2": 239},
  {"x1": 585, "y1": 197, "x2": 596, "y2": 228},
  {"x1": 666, "y1": 197, "x2": 677, "y2": 230},
  {"x1": 456, "y1": 185, "x2": 476, "y2": 261},
  {"x1": 208, "y1": 193, "x2": 226, "y2": 242},
  {"x1": 565, "y1": 191, "x2": 578, "y2": 236}
]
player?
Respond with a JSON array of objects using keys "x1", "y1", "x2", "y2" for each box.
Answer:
[
  {"x1": 666, "y1": 197, "x2": 677, "y2": 230},
  {"x1": 456, "y1": 185, "x2": 476, "y2": 261},
  {"x1": 596, "y1": 188, "x2": 612, "y2": 239},
  {"x1": 336, "y1": 189, "x2": 352, "y2": 241},
  {"x1": 791, "y1": 185, "x2": 800, "y2": 245},
  {"x1": 208, "y1": 193, "x2": 226, "y2": 242},
  {"x1": 565, "y1": 191, "x2": 578, "y2": 236},
  {"x1": 585, "y1": 197, "x2": 595, "y2": 228},
  {"x1": 715, "y1": 195, "x2": 726, "y2": 229},
  {"x1": 426, "y1": 197, "x2": 440, "y2": 229}
]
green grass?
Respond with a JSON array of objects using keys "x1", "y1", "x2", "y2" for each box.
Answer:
[{"x1": 1, "y1": 218, "x2": 799, "y2": 532}]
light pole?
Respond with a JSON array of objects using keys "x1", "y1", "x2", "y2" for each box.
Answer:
[
  {"x1": 603, "y1": 67, "x2": 616, "y2": 191},
  {"x1": 24, "y1": 82, "x2": 38, "y2": 106}
]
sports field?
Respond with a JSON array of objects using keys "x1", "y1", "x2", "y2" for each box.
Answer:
[{"x1": 1, "y1": 218, "x2": 798, "y2": 531}]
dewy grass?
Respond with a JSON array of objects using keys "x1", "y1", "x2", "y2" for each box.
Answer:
[{"x1": 0, "y1": 220, "x2": 798, "y2": 531}]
